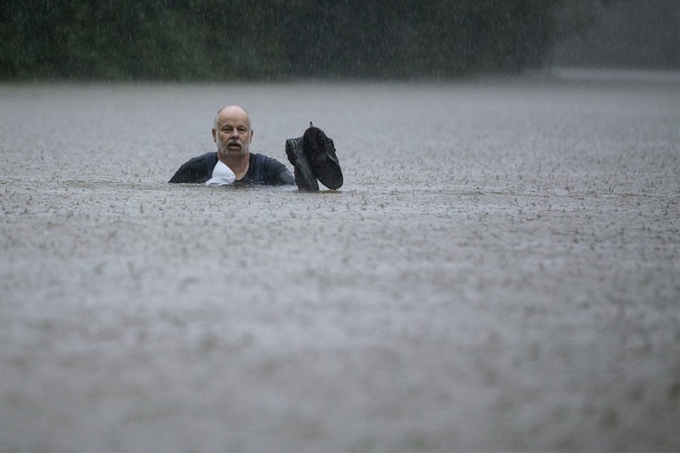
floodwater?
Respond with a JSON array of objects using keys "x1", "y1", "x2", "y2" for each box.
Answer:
[{"x1": 1, "y1": 72, "x2": 679, "y2": 452}]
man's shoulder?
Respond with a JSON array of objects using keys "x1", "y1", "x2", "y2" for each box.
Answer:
[
  {"x1": 251, "y1": 152, "x2": 278, "y2": 163},
  {"x1": 168, "y1": 152, "x2": 218, "y2": 183},
  {"x1": 249, "y1": 152, "x2": 285, "y2": 171},
  {"x1": 252, "y1": 152, "x2": 293, "y2": 172},
  {"x1": 249, "y1": 153, "x2": 295, "y2": 185},
  {"x1": 182, "y1": 152, "x2": 218, "y2": 166}
]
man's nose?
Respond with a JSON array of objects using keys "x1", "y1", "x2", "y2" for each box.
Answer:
[{"x1": 230, "y1": 129, "x2": 239, "y2": 138}]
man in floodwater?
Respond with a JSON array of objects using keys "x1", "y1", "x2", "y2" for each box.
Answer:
[
  {"x1": 168, "y1": 104, "x2": 343, "y2": 190},
  {"x1": 169, "y1": 105, "x2": 295, "y2": 185}
]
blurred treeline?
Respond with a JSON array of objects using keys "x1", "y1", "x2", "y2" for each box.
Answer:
[
  {"x1": 0, "y1": 0, "x2": 634, "y2": 81},
  {"x1": 551, "y1": 0, "x2": 680, "y2": 69}
]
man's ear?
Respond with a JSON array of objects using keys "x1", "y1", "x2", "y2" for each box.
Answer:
[
  {"x1": 212, "y1": 128, "x2": 217, "y2": 142},
  {"x1": 249, "y1": 130, "x2": 254, "y2": 142}
]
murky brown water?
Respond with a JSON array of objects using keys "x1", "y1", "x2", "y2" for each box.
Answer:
[{"x1": 2, "y1": 73, "x2": 679, "y2": 452}]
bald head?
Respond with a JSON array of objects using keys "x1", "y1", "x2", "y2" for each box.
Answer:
[{"x1": 214, "y1": 105, "x2": 251, "y2": 130}]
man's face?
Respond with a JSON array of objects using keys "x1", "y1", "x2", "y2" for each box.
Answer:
[{"x1": 213, "y1": 107, "x2": 253, "y2": 157}]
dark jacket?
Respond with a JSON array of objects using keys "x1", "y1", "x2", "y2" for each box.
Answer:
[{"x1": 169, "y1": 152, "x2": 295, "y2": 185}]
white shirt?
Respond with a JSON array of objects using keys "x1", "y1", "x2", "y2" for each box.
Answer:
[{"x1": 205, "y1": 160, "x2": 235, "y2": 186}]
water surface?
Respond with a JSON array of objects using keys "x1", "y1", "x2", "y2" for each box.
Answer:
[{"x1": 1, "y1": 74, "x2": 679, "y2": 452}]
